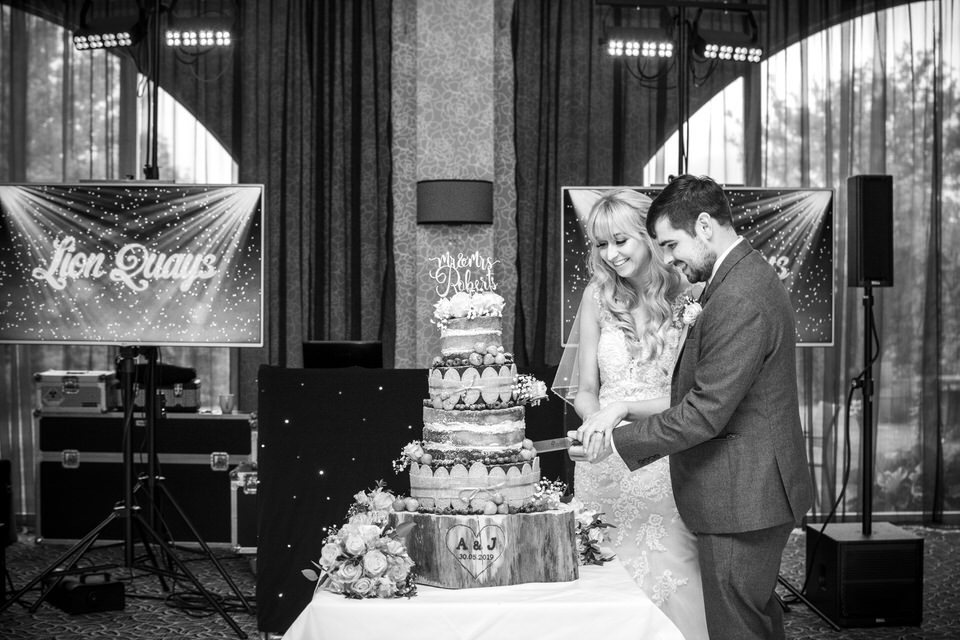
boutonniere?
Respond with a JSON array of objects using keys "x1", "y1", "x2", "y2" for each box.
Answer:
[{"x1": 672, "y1": 295, "x2": 703, "y2": 329}]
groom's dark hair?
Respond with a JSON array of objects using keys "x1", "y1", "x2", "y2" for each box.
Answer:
[{"x1": 646, "y1": 174, "x2": 734, "y2": 238}]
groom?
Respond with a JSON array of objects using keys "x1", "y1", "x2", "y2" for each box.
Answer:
[{"x1": 571, "y1": 175, "x2": 813, "y2": 640}]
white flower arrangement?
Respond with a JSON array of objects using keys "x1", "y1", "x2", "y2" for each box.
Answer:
[
  {"x1": 513, "y1": 374, "x2": 549, "y2": 406},
  {"x1": 433, "y1": 290, "x2": 505, "y2": 329},
  {"x1": 302, "y1": 482, "x2": 417, "y2": 599},
  {"x1": 560, "y1": 496, "x2": 617, "y2": 566}
]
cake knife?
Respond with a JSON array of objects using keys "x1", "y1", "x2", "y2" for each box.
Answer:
[{"x1": 530, "y1": 436, "x2": 579, "y2": 453}]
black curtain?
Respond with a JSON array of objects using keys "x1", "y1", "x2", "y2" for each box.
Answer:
[{"x1": 168, "y1": 0, "x2": 396, "y2": 406}]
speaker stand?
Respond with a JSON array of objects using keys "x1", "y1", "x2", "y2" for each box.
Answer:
[
  {"x1": 776, "y1": 572, "x2": 841, "y2": 631},
  {"x1": 0, "y1": 348, "x2": 252, "y2": 639}
]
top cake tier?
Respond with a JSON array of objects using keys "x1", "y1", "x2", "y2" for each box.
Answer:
[{"x1": 440, "y1": 316, "x2": 502, "y2": 357}]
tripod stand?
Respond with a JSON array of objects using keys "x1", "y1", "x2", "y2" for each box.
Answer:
[{"x1": 0, "y1": 347, "x2": 253, "y2": 638}]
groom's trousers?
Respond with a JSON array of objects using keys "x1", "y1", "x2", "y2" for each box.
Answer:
[{"x1": 695, "y1": 521, "x2": 794, "y2": 640}]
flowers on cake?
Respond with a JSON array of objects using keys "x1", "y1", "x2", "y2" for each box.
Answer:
[
  {"x1": 672, "y1": 294, "x2": 703, "y2": 329},
  {"x1": 433, "y1": 290, "x2": 505, "y2": 328},
  {"x1": 513, "y1": 373, "x2": 549, "y2": 406},
  {"x1": 302, "y1": 482, "x2": 418, "y2": 599},
  {"x1": 560, "y1": 496, "x2": 617, "y2": 566},
  {"x1": 392, "y1": 440, "x2": 430, "y2": 474}
]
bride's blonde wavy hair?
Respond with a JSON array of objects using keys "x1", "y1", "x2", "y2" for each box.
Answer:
[{"x1": 586, "y1": 189, "x2": 681, "y2": 364}]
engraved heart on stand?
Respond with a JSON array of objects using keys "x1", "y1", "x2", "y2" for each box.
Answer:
[{"x1": 445, "y1": 523, "x2": 506, "y2": 580}]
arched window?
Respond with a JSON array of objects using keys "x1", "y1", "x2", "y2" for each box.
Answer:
[
  {"x1": 0, "y1": 4, "x2": 237, "y2": 519},
  {"x1": 642, "y1": 0, "x2": 959, "y2": 520}
]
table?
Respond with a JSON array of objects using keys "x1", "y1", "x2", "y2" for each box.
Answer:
[{"x1": 281, "y1": 561, "x2": 683, "y2": 640}]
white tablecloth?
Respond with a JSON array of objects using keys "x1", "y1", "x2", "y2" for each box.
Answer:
[{"x1": 281, "y1": 561, "x2": 684, "y2": 640}]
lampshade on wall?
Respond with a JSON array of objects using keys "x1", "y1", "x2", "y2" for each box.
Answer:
[{"x1": 417, "y1": 180, "x2": 493, "y2": 224}]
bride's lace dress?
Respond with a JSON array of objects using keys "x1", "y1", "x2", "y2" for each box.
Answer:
[{"x1": 575, "y1": 291, "x2": 708, "y2": 640}]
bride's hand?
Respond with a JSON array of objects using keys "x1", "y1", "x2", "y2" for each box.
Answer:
[{"x1": 575, "y1": 402, "x2": 627, "y2": 459}]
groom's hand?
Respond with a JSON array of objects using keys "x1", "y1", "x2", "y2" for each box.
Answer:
[{"x1": 567, "y1": 430, "x2": 612, "y2": 464}]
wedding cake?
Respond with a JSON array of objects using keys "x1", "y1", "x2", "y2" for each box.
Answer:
[{"x1": 389, "y1": 252, "x2": 577, "y2": 589}]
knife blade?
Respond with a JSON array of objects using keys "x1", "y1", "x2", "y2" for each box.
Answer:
[{"x1": 531, "y1": 436, "x2": 579, "y2": 453}]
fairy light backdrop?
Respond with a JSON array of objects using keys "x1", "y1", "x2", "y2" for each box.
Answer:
[
  {"x1": 561, "y1": 186, "x2": 834, "y2": 347},
  {"x1": 0, "y1": 182, "x2": 264, "y2": 346}
]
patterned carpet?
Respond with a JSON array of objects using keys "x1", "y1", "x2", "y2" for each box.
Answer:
[
  {"x1": 1, "y1": 535, "x2": 259, "y2": 639},
  {"x1": 1, "y1": 525, "x2": 958, "y2": 639}
]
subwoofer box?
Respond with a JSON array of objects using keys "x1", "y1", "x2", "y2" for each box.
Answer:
[
  {"x1": 805, "y1": 522, "x2": 923, "y2": 627},
  {"x1": 43, "y1": 573, "x2": 125, "y2": 614}
]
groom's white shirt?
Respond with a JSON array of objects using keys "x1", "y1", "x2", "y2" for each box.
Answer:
[{"x1": 608, "y1": 235, "x2": 744, "y2": 459}]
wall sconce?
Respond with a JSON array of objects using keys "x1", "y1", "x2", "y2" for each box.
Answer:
[{"x1": 417, "y1": 180, "x2": 493, "y2": 224}]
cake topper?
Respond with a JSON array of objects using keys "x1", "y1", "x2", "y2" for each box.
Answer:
[{"x1": 429, "y1": 251, "x2": 499, "y2": 298}]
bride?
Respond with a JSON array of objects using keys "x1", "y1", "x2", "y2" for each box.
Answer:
[{"x1": 554, "y1": 188, "x2": 708, "y2": 639}]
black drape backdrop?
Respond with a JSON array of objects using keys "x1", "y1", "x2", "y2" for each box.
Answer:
[{"x1": 159, "y1": 1, "x2": 395, "y2": 406}]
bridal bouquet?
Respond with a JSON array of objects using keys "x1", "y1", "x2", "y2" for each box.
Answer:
[{"x1": 302, "y1": 482, "x2": 418, "y2": 599}]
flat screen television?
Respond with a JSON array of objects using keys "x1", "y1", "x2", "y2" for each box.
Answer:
[
  {"x1": 561, "y1": 186, "x2": 834, "y2": 347},
  {"x1": 0, "y1": 182, "x2": 264, "y2": 346}
]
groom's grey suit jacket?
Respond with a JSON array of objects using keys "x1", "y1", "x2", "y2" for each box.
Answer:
[{"x1": 612, "y1": 239, "x2": 813, "y2": 534}]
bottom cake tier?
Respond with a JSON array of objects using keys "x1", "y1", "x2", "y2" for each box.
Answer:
[{"x1": 389, "y1": 509, "x2": 578, "y2": 589}]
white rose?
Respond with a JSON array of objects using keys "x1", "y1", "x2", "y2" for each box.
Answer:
[
  {"x1": 337, "y1": 562, "x2": 363, "y2": 583},
  {"x1": 324, "y1": 576, "x2": 344, "y2": 594},
  {"x1": 348, "y1": 512, "x2": 376, "y2": 526},
  {"x1": 353, "y1": 491, "x2": 370, "y2": 506},
  {"x1": 448, "y1": 291, "x2": 472, "y2": 317},
  {"x1": 433, "y1": 297, "x2": 451, "y2": 320},
  {"x1": 385, "y1": 539, "x2": 406, "y2": 556},
  {"x1": 403, "y1": 442, "x2": 425, "y2": 460},
  {"x1": 575, "y1": 509, "x2": 597, "y2": 528},
  {"x1": 343, "y1": 534, "x2": 366, "y2": 556},
  {"x1": 376, "y1": 577, "x2": 396, "y2": 598},
  {"x1": 357, "y1": 524, "x2": 382, "y2": 544},
  {"x1": 319, "y1": 542, "x2": 341, "y2": 567},
  {"x1": 371, "y1": 491, "x2": 395, "y2": 511},
  {"x1": 362, "y1": 549, "x2": 389, "y2": 577},
  {"x1": 682, "y1": 302, "x2": 703, "y2": 326},
  {"x1": 351, "y1": 576, "x2": 374, "y2": 596},
  {"x1": 387, "y1": 557, "x2": 411, "y2": 581}
]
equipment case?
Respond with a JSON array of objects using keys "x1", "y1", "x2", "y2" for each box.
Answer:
[
  {"x1": 35, "y1": 370, "x2": 119, "y2": 413},
  {"x1": 230, "y1": 462, "x2": 258, "y2": 554},
  {"x1": 37, "y1": 411, "x2": 252, "y2": 545}
]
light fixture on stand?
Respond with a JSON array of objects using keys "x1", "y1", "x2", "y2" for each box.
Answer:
[
  {"x1": 599, "y1": 1, "x2": 768, "y2": 175},
  {"x1": 691, "y1": 8, "x2": 763, "y2": 63},
  {"x1": 72, "y1": 1, "x2": 146, "y2": 51},
  {"x1": 165, "y1": 16, "x2": 234, "y2": 49},
  {"x1": 604, "y1": 27, "x2": 674, "y2": 58}
]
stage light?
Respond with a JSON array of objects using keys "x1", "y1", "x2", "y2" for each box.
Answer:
[
  {"x1": 693, "y1": 10, "x2": 763, "y2": 63},
  {"x1": 73, "y1": 16, "x2": 145, "y2": 51},
  {"x1": 605, "y1": 27, "x2": 673, "y2": 58},
  {"x1": 165, "y1": 17, "x2": 234, "y2": 48}
]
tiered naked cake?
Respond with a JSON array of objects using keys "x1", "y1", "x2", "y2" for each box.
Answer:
[{"x1": 390, "y1": 253, "x2": 577, "y2": 589}]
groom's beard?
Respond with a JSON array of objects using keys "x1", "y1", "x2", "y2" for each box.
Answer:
[{"x1": 678, "y1": 246, "x2": 716, "y2": 284}]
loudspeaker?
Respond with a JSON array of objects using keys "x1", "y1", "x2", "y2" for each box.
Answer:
[
  {"x1": 847, "y1": 174, "x2": 894, "y2": 287},
  {"x1": 805, "y1": 522, "x2": 922, "y2": 627}
]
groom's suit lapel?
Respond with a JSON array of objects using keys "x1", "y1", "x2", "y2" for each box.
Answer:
[
  {"x1": 670, "y1": 239, "x2": 755, "y2": 388},
  {"x1": 700, "y1": 238, "x2": 753, "y2": 305}
]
